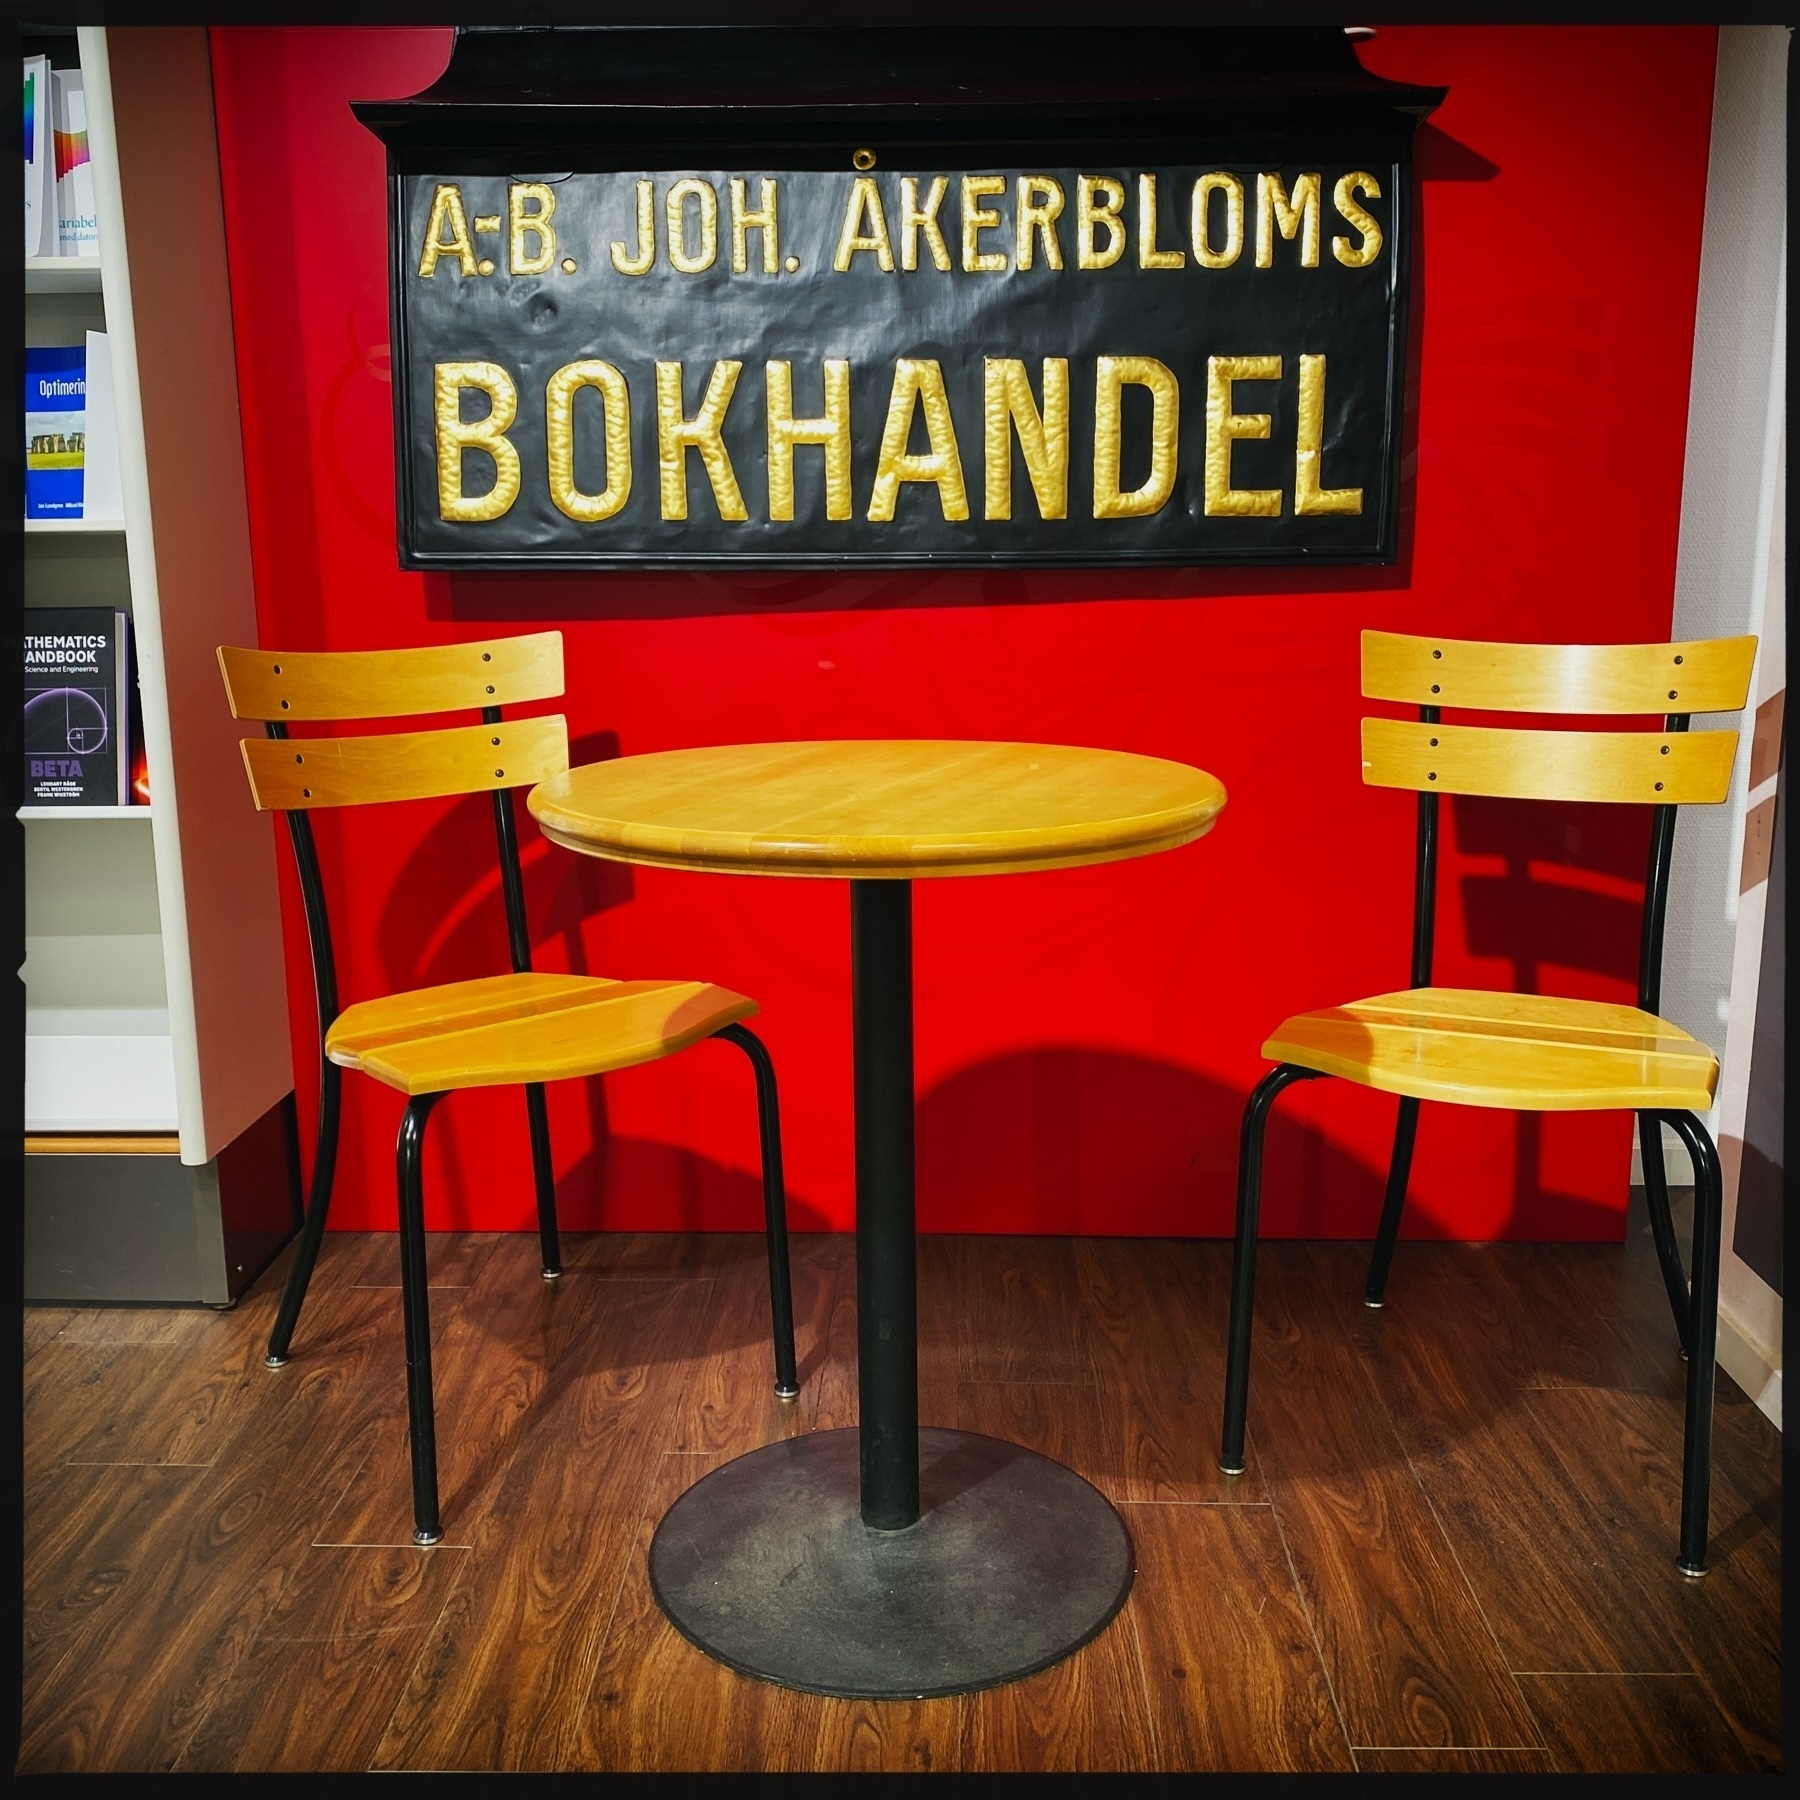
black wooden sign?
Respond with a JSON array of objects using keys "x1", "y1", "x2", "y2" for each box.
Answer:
[{"x1": 356, "y1": 27, "x2": 1443, "y2": 571}]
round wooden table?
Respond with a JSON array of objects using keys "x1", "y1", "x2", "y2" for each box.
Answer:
[{"x1": 529, "y1": 740, "x2": 1226, "y2": 1698}]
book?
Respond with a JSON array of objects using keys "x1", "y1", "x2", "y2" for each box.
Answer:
[
  {"x1": 52, "y1": 67, "x2": 97, "y2": 256},
  {"x1": 24, "y1": 55, "x2": 53, "y2": 258},
  {"x1": 22, "y1": 607, "x2": 134, "y2": 806},
  {"x1": 25, "y1": 344, "x2": 86, "y2": 519}
]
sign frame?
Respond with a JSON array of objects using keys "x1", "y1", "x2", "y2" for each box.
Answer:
[{"x1": 356, "y1": 26, "x2": 1444, "y2": 573}]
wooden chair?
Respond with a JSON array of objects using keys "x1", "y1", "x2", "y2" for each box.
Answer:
[
  {"x1": 1219, "y1": 629, "x2": 1758, "y2": 1577},
  {"x1": 219, "y1": 631, "x2": 799, "y2": 1544}
]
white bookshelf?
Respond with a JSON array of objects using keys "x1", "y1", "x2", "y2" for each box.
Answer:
[
  {"x1": 19, "y1": 804, "x2": 152, "y2": 821},
  {"x1": 25, "y1": 26, "x2": 294, "y2": 1179},
  {"x1": 27, "y1": 253, "x2": 103, "y2": 293}
]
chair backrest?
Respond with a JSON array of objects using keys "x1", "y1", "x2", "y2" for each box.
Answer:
[
  {"x1": 217, "y1": 631, "x2": 569, "y2": 1032},
  {"x1": 1358, "y1": 630, "x2": 1757, "y2": 1010}
]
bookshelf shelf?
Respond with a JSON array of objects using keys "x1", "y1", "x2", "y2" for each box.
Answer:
[
  {"x1": 26, "y1": 254, "x2": 103, "y2": 294},
  {"x1": 24, "y1": 517, "x2": 128, "y2": 534},
  {"x1": 18, "y1": 805, "x2": 152, "y2": 822}
]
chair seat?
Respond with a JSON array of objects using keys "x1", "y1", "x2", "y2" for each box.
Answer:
[
  {"x1": 325, "y1": 971, "x2": 758, "y2": 1096},
  {"x1": 1262, "y1": 987, "x2": 1718, "y2": 1112}
]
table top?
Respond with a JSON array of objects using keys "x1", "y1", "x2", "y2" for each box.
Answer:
[{"x1": 527, "y1": 739, "x2": 1226, "y2": 880}]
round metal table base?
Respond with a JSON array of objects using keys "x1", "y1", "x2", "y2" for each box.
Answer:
[{"x1": 648, "y1": 1427, "x2": 1134, "y2": 1700}]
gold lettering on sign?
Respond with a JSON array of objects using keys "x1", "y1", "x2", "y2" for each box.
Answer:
[
  {"x1": 961, "y1": 175, "x2": 1008, "y2": 272},
  {"x1": 1293, "y1": 354, "x2": 1362, "y2": 515},
  {"x1": 1205, "y1": 355, "x2": 1283, "y2": 516},
  {"x1": 667, "y1": 179, "x2": 719, "y2": 274},
  {"x1": 655, "y1": 361, "x2": 748, "y2": 521},
  {"x1": 509, "y1": 183, "x2": 557, "y2": 276},
  {"x1": 1191, "y1": 173, "x2": 1244, "y2": 269},
  {"x1": 546, "y1": 361, "x2": 632, "y2": 522},
  {"x1": 612, "y1": 180, "x2": 656, "y2": 275},
  {"x1": 1093, "y1": 356, "x2": 1179, "y2": 519},
  {"x1": 730, "y1": 177, "x2": 780, "y2": 274},
  {"x1": 899, "y1": 177, "x2": 952, "y2": 272},
  {"x1": 766, "y1": 360, "x2": 853, "y2": 521},
  {"x1": 1137, "y1": 174, "x2": 1186, "y2": 269},
  {"x1": 1016, "y1": 177, "x2": 1065, "y2": 271},
  {"x1": 1332, "y1": 172, "x2": 1384, "y2": 268},
  {"x1": 868, "y1": 359, "x2": 970, "y2": 522},
  {"x1": 1256, "y1": 173, "x2": 1320, "y2": 269},
  {"x1": 419, "y1": 184, "x2": 477, "y2": 278},
  {"x1": 1077, "y1": 176, "x2": 1127, "y2": 269},
  {"x1": 984, "y1": 358, "x2": 1070, "y2": 521},
  {"x1": 435, "y1": 362, "x2": 520, "y2": 522},
  {"x1": 835, "y1": 177, "x2": 895, "y2": 272}
]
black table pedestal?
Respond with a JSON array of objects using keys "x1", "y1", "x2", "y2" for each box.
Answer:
[
  {"x1": 649, "y1": 1427, "x2": 1133, "y2": 1699},
  {"x1": 648, "y1": 880, "x2": 1135, "y2": 1697}
]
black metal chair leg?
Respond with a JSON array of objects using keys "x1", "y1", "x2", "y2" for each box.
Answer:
[
  {"x1": 397, "y1": 1091, "x2": 448, "y2": 1546},
  {"x1": 524, "y1": 1082, "x2": 563, "y2": 1280},
  {"x1": 719, "y1": 1022, "x2": 799, "y2": 1398},
  {"x1": 1364, "y1": 1094, "x2": 1421, "y2": 1309},
  {"x1": 265, "y1": 1056, "x2": 343, "y2": 1368},
  {"x1": 1658, "y1": 1110, "x2": 1721, "y2": 1577},
  {"x1": 1637, "y1": 1111, "x2": 1693, "y2": 1356},
  {"x1": 1221, "y1": 1063, "x2": 1325, "y2": 1475}
]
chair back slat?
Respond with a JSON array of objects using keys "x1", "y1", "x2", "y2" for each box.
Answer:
[
  {"x1": 1362, "y1": 718, "x2": 1739, "y2": 806},
  {"x1": 218, "y1": 633, "x2": 563, "y2": 723},
  {"x1": 240, "y1": 715, "x2": 569, "y2": 812},
  {"x1": 1362, "y1": 630, "x2": 1757, "y2": 715}
]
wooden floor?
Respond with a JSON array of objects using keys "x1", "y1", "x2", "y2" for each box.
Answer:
[{"x1": 19, "y1": 1194, "x2": 1782, "y2": 1773}]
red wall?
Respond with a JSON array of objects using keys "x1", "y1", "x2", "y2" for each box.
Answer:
[{"x1": 207, "y1": 25, "x2": 1718, "y2": 1241}]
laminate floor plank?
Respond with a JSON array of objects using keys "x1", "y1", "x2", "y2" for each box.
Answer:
[
  {"x1": 17, "y1": 1281, "x2": 425, "y2": 1773},
  {"x1": 170, "y1": 1545, "x2": 468, "y2": 1772},
  {"x1": 1245, "y1": 1245, "x2": 1540, "y2": 1751},
  {"x1": 1345, "y1": 1250, "x2": 1694, "y2": 1676},
  {"x1": 24, "y1": 1330, "x2": 273, "y2": 1482},
  {"x1": 24, "y1": 1306, "x2": 81, "y2": 1357},
  {"x1": 811, "y1": 1699, "x2": 963, "y2": 1773},
  {"x1": 23, "y1": 1463, "x2": 210, "y2": 1710},
  {"x1": 369, "y1": 1277, "x2": 714, "y2": 1772},
  {"x1": 1516, "y1": 1672, "x2": 1762, "y2": 1773},
  {"x1": 1354, "y1": 1747, "x2": 1557, "y2": 1772},
  {"x1": 1522, "y1": 1384, "x2": 1783, "y2": 1769},
  {"x1": 1075, "y1": 1237, "x2": 1264, "y2": 1505},
  {"x1": 665, "y1": 1233, "x2": 838, "y2": 1454},
  {"x1": 950, "y1": 1235, "x2": 1098, "y2": 1385},
  {"x1": 561, "y1": 1452, "x2": 828, "y2": 1772},
  {"x1": 333, "y1": 1228, "x2": 508, "y2": 1291},
  {"x1": 962, "y1": 1608, "x2": 1155, "y2": 1772},
  {"x1": 955, "y1": 1380, "x2": 1115, "y2": 1498},
  {"x1": 50, "y1": 1305, "x2": 220, "y2": 1348},
  {"x1": 315, "y1": 1236, "x2": 621, "y2": 1549},
  {"x1": 561, "y1": 1228, "x2": 756, "y2": 1278},
  {"x1": 915, "y1": 1233, "x2": 965, "y2": 1428},
  {"x1": 1124, "y1": 1502, "x2": 1352, "y2": 1772},
  {"x1": 808, "y1": 1235, "x2": 864, "y2": 1433}
]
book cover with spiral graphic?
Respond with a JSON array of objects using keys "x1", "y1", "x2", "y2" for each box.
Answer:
[{"x1": 22, "y1": 607, "x2": 133, "y2": 805}]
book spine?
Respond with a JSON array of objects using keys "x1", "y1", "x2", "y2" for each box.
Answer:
[{"x1": 115, "y1": 612, "x2": 131, "y2": 804}]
